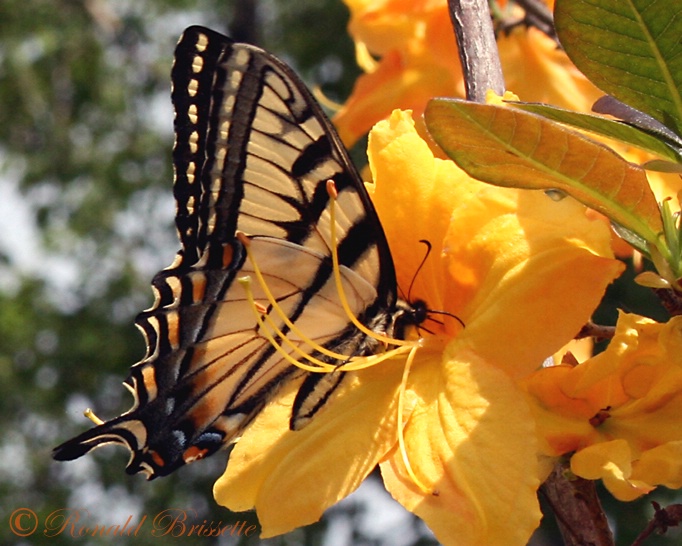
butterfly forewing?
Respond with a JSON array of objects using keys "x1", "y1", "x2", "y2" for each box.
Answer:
[{"x1": 53, "y1": 26, "x2": 404, "y2": 478}]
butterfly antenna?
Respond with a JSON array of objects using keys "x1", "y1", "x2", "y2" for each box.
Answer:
[
  {"x1": 427, "y1": 309, "x2": 465, "y2": 329},
  {"x1": 403, "y1": 240, "x2": 466, "y2": 330},
  {"x1": 404, "y1": 240, "x2": 432, "y2": 302}
]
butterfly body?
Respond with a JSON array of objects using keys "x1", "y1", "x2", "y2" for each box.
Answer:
[{"x1": 53, "y1": 26, "x2": 421, "y2": 478}]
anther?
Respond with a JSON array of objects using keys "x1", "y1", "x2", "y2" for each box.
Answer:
[
  {"x1": 238, "y1": 276, "x2": 337, "y2": 372},
  {"x1": 84, "y1": 408, "x2": 104, "y2": 426},
  {"x1": 326, "y1": 179, "x2": 338, "y2": 199}
]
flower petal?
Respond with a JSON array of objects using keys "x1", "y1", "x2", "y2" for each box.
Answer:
[
  {"x1": 336, "y1": 1, "x2": 605, "y2": 145},
  {"x1": 367, "y1": 109, "x2": 474, "y2": 322},
  {"x1": 570, "y1": 440, "x2": 654, "y2": 501},
  {"x1": 368, "y1": 110, "x2": 623, "y2": 371},
  {"x1": 335, "y1": 1, "x2": 463, "y2": 145},
  {"x1": 498, "y1": 28, "x2": 603, "y2": 114},
  {"x1": 526, "y1": 314, "x2": 682, "y2": 500},
  {"x1": 380, "y1": 343, "x2": 542, "y2": 546},
  {"x1": 631, "y1": 442, "x2": 682, "y2": 490},
  {"x1": 446, "y1": 190, "x2": 624, "y2": 378},
  {"x1": 214, "y1": 364, "x2": 404, "y2": 537},
  {"x1": 334, "y1": 51, "x2": 460, "y2": 146}
]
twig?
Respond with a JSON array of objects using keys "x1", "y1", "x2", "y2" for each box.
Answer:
[
  {"x1": 576, "y1": 321, "x2": 616, "y2": 342},
  {"x1": 540, "y1": 460, "x2": 615, "y2": 546},
  {"x1": 514, "y1": 0, "x2": 558, "y2": 41},
  {"x1": 230, "y1": 0, "x2": 260, "y2": 44},
  {"x1": 447, "y1": 0, "x2": 505, "y2": 101},
  {"x1": 631, "y1": 502, "x2": 682, "y2": 546},
  {"x1": 654, "y1": 287, "x2": 682, "y2": 316}
]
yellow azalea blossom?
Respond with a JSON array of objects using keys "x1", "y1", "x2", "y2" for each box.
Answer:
[
  {"x1": 334, "y1": 0, "x2": 605, "y2": 146},
  {"x1": 523, "y1": 312, "x2": 682, "y2": 501},
  {"x1": 336, "y1": 0, "x2": 682, "y2": 264},
  {"x1": 214, "y1": 110, "x2": 624, "y2": 545}
]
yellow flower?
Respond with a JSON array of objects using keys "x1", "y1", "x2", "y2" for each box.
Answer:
[
  {"x1": 213, "y1": 110, "x2": 624, "y2": 545},
  {"x1": 334, "y1": 0, "x2": 462, "y2": 146},
  {"x1": 523, "y1": 312, "x2": 682, "y2": 500},
  {"x1": 334, "y1": 0, "x2": 604, "y2": 146}
]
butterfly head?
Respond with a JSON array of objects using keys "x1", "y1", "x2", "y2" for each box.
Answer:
[
  {"x1": 392, "y1": 298, "x2": 465, "y2": 340},
  {"x1": 390, "y1": 299, "x2": 428, "y2": 340}
]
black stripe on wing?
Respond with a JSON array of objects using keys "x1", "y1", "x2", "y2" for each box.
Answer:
[
  {"x1": 177, "y1": 27, "x2": 397, "y2": 296},
  {"x1": 53, "y1": 26, "x2": 413, "y2": 479},
  {"x1": 142, "y1": 26, "x2": 400, "y2": 368},
  {"x1": 171, "y1": 27, "x2": 228, "y2": 266}
]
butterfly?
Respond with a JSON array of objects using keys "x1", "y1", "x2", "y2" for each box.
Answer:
[{"x1": 52, "y1": 26, "x2": 425, "y2": 479}]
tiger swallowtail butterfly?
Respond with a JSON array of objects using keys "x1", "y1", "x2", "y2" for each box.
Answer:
[{"x1": 53, "y1": 26, "x2": 424, "y2": 478}]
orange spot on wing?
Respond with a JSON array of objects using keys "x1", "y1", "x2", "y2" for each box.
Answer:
[
  {"x1": 166, "y1": 310, "x2": 180, "y2": 349},
  {"x1": 222, "y1": 243, "x2": 234, "y2": 268},
  {"x1": 150, "y1": 450, "x2": 165, "y2": 467},
  {"x1": 183, "y1": 446, "x2": 209, "y2": 464},
  {"x1": 141, "y1": 365, "x2": 158, "y2": 400},
  {"x1": 187, "y1": 393, "x2": 222, "y2": 428},
  {"x1": 192, "y1": 273, "x2": 207, "y2": 302}
]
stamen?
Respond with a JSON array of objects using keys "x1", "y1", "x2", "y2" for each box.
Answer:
[
  {"x1": 239, "y1": 273, "x2": 415, "y2": 373},
  {"x1": 84, "y1": 408, "x2": 104, "y2": 426},
  {"x1": 237, "y1": 232, "x2": 364, "y2": 363},
  {"x1": 336, "y1": 344, "x2": 414, "y2": 371},
  {"x1": 238, "y1": 276, "x2": 337, "y2": 373},
  {"x1": 236, "y1": 186, "x2": 432, "y2": 495},
  {"x1": 397, "y1": 344, "x2": 434, "y2": 495},
  {"x1": 326, "y1": 180, "x2": 410, "y2": 347},
  {"x1": 236, "y1": 187, "x2": 423, "y2": 376}
]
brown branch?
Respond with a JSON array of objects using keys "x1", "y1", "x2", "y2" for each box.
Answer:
[
  {"x1": 230, "y1": 0, "x2": 260, "y2": 44},
  {"x1": 514, "y1": 0, "x2": 558, "y2": 41},
  {"x1": 540, "y1": 460, "x2": 615, "y2": 546},
  {"x1": 631, "y1": 502, "x2": 682, "y2": 546},
  {"x1": 447, "y1": 0, "x2": 505, "y2": 101},
  {"x1": 654, "y1": 287, "x2": 682, "y2": 316},
  {"x1": 576, "y1": 321, "x2": 616, "y2": 342}
]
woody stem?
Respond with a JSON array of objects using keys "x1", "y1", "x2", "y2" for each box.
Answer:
[
  {"x1": 447, "y1": 0, "x2": 505, "y2": 101},
  {"x1": 540, "y1": 460, "x2": 615, "y2": 546}
]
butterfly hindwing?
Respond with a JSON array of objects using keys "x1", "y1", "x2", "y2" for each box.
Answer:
[{"x1": 53, "y1": 26, "x2": 403, "y2": 478}]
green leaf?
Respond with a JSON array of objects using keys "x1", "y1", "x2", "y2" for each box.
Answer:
[
  {"x1": 554, "y1": 0, "x2": 682, "y2": 134},
  {"x1": 642, "y1": 159, "x2": 682, "y2": 173},
  {"x1": 591, "y1": 96, "x2": 682, "y2": 146},
  {"x1": 510, "y1": 101, "x2": 682, "y2": 165},
  {"x1": 425, "y1": 98, "x2": 663, "y2": 249}
]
